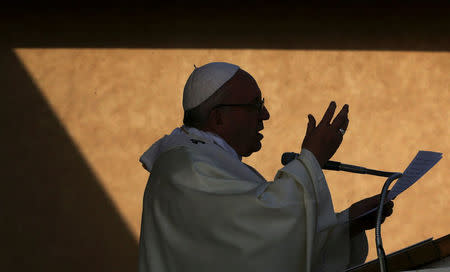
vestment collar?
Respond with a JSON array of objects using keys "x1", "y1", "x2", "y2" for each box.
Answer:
[{"x1": 177, "y1": 125, "x2": 242, "y2": 161}]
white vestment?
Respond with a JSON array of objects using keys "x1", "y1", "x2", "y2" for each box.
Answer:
[{"x1": 138, "y1": 127, "x2": 368, "y2": 272}]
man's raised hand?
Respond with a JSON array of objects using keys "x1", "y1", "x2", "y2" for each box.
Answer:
[{"x1": 301, "y1": 101, "x2": 349, "y2": 168}]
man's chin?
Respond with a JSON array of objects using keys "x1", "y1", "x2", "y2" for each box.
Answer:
[
  {"x1": 255, "y1": 141, "x2": 262, "y2": 152},
  {"x1": 242, "y1": 141, "x2": 262, "y2": 157}
]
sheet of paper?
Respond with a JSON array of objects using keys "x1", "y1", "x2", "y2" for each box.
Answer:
[
  {"x1": 388, "y1": 151, "x2": 442, "y2": 200},
  {"x1": 353, "y1": 150, "x2": 443, "y2": 220}
]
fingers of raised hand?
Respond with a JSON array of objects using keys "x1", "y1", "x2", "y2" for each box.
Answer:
[
  {"x1": 319, "y1": 101, "x2": 337, "y2": 126},
  {"x1": 307, "y1": 114, "x2": 316, "y2": 130},
  {"x1": 302, "y1": 114, "x2": 317, "y2": 148},
  {"x1": 331, "y1": 104, "x2": 349, "y2": 131},
  {"x1": 342, "y1": 117, "x2": 349, "y2": 131}
]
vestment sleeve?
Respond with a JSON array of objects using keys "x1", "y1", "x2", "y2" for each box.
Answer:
[{"x1": 267, "y1": 148, "x2": 368, "y2": 271}]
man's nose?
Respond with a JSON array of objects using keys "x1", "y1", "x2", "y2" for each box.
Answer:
[{"x1": 259, "y1": 105, "x2": 270, "y2": 120}]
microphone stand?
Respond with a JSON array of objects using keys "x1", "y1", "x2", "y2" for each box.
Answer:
[
  {"x1": 375, "y1": 172, "x2": 402, "y2": 272},
  {"x1": 281, "y1": 153, "x2": 403, "y2": 272},
  {"x1": 324, "y1": 164, "x2": 402, "y2": 272}
]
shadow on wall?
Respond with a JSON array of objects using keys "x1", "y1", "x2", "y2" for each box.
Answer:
[
  {"x1": 0, "y1": 50, "x2": 138, "y2": 271},
  {"x1": 1, "y1": 7, "x2": 449, "y2": 50}
]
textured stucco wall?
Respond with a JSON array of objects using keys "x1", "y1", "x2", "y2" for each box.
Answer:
[{"x1": 13, "y1": 48, "x2": 449, "y2": 263}]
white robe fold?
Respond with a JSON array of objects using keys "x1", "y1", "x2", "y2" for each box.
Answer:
[{"x1": 138, "y1": 129, "x2": 368, "y2": 272}]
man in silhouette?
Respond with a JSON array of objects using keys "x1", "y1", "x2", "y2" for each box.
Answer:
[{"x1": 138, "y1": 62, "x2": 393, "y2": 272}]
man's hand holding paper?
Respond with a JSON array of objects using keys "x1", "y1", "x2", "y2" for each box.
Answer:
[{"x1": 349, "y1": 194, "x2": 394, "y2": 235}]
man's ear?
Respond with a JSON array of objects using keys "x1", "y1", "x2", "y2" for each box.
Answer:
[
  {"x1": 204, "y1": 108, "x2": 224, "y2": 134},
  {"x1": 209, "y1": 108, "x2": 223, "y2": 126},
  {"x1": 202, "y1": 109, "x2": 223, "y2": 135}
]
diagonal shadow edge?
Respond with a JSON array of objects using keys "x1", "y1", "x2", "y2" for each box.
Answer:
[{"x1": 0, "y1": 49, "x2": 138, "y2": 271}]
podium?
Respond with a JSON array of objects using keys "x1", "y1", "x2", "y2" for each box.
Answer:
[{"x1": 347, "y1": 234, "x2": 450, "y2": 271}]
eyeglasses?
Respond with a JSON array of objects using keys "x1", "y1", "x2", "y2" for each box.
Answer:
[{"x1": 213, "y1": 98, "x2": 265, "y2": 113}]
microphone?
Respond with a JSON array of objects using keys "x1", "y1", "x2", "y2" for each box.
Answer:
[{"x1": 281, "y1": 152, "x2": 396, "y2": 177}]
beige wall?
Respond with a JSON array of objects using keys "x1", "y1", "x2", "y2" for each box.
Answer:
[{"x1": 11, "y1": 48, "x2": 450, "y2": 264}]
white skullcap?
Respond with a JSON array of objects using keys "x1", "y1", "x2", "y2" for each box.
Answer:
[{"x1": 183, "y1": 62, "x2": 240, "y2": 111}]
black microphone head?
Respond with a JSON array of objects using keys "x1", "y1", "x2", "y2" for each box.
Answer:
[{"x1": 281, "y1": 152, "x2": 298, "y2": 165}]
